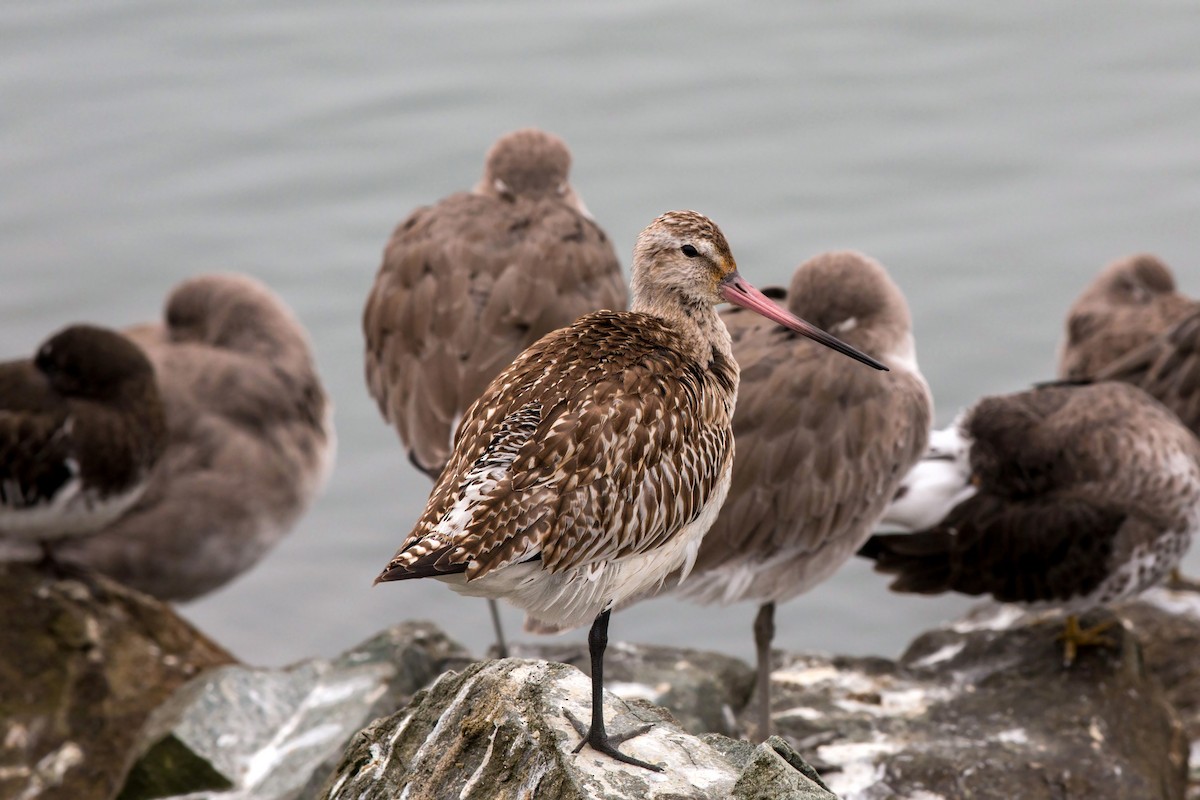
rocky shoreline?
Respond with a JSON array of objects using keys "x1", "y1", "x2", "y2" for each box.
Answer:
[{"x1": 3, "y1": 560, "x2": 1199, "y2": 799}]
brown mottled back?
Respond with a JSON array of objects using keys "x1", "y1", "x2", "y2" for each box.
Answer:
[{"x1": 379, "y1": 310, "x2": 737, "y2": 582}]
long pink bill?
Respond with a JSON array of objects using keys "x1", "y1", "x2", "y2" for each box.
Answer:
[{"x1": 720, "y1": 273, "x2": 889, "y2": 371}]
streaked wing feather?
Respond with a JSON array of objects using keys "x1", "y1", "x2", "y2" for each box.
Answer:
[{"x1": 380, "y1": 311, "x2": 734, "y2": 582}]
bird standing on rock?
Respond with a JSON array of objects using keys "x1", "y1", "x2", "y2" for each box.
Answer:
[
  {"x1": 861, "y1": 381, "x2": 1200, "y2": 666},
  {"x1": 0, "y1": 325, "x2": 167, "y2": 566},
  {"x1": 363, "y1": 128, "x2": 625, "y2": 654},
  {"x1": 654, "y1": 251, "x2": 931, "y2": 740},
  {"x1": 376, "y1": 210, "x2": 887, "y2": 771}
]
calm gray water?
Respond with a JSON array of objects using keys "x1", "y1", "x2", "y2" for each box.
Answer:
[{"x1": 3, "y1": 1, "x2": 1199, "y2": 667}]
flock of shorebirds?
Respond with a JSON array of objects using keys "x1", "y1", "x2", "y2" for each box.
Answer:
[{"x1": 3, "y1": 127, "x2": 1199, "y2": 773}]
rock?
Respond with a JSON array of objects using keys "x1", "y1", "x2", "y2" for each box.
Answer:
[
  {"x1": 116, "y1": 621, "x2": 472, "y2": 800},
  {"x1": 508, "y1": 640, "x2": 755, "y2": 736},
  {"x1": 0, "y1": 562, "x2": 235, "y2": 800},
  {"x1": 766, "y1": 603, "x2": 1188, "y2": 800},
  {"x1": 318, "y1": 658, "x2": 835, "y2": 800},
  {"x1": 1119, "y1": 586, "x2": 1200, "y2": 799}
]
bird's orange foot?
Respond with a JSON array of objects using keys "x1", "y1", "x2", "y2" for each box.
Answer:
[
  {"x1": 563, "y1": 708, "x2": 663, "y2": 771},
  {"x1": 1057, "y1": 615, "x2": 1118, "y2": 667}
]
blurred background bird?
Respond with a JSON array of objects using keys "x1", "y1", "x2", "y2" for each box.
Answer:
[
  {"x1": 0, "y1": 325, "x2": 167, "y2": 569},
  {"x1": 363, "y1": 128, "x2": 626, "y2": 654},
  {"x1": 3, "y1": 274, "x2": 335, "y2": 602},
  {"x1": 570, "y1": 250, "x2": 932, "y2": 739},
  {"x1": 375, "y1": 211, "x2": 887, "y2": 769},
  {"x1": 861, "y1": 381, "x2": 1200, "y2": 666},
  {"x1": 1058, "y1": 254, "x2": 1200, "y2": 437}
]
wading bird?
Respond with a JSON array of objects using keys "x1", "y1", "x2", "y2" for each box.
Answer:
[
  {"x1": 364, "y1": 128, "x2": 625, "y2": 652},
  {"x1": 376, "y1": 211, "x2": 886, "y2": 770},
  {"x1": 659, "y1": 251, "x2": 930, "y2": 739}
]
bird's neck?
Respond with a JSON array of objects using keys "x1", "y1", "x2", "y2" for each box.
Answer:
[{"x1": 631, "y1": 286, "x2": 734, "y2": 367}]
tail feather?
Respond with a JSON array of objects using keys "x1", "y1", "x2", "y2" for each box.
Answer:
[
  {"x1": 375, "y1": 541, "x2": 468, "y2": 583},
  {"x1": 859, "y1": 530, "x2": 964, "y2": 596}
]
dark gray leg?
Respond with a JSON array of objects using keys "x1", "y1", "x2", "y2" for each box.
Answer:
[
  {"x1": 753, "y1": 601, "x2": 776, "y2": 741},
  {"x1": 563, "y1": 609, "x2": 663, "y2": 771},
  {"x1": 487, "y1": 599, "x2": 509, "y2": 658}
]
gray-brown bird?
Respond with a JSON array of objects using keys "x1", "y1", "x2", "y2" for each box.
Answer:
[
  {"x1": 42, "y1": 274, "x2": 334, "y2": 601},
  {"x1": 363, "y1": 128, "x2": 625, "y2": 653},
  {"x1": 1058, "y1": 253, "x2": 1200, "y2": 436},
  {"x1": 861, "y1": 381, "x2": 1200, "y2": 666},
  {"x1": 375, "y1": 211, "x2": 887, "y2": 770},
  {"x1": 611, "y1": 251, "x2": 931, "y2": 740},
  {"x1": 363, "y1": 128, "x2": 626, "y2": 478}
]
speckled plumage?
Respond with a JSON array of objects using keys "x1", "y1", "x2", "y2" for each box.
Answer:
[
  {"x1": 378, "y1": 212, "x2": 741, "y2": 631},
  {"x1": 377, "y1": 210, "x2": 886, "y2": 769},
  {"x1": 861, "y1": 382, "x2": 1200, "y2": 612},
  {"x1": 363, "y1": 128, "x2": 626, "y2": 477}
]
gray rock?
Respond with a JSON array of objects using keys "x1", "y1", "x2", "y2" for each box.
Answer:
[
  {"x1": 318, "y1": 658, "x2": 835, "y2": 800},
  {"x1": 508, "y1": 640, "x2": 755, "y2": 736},
  {"x1": 1118, "y1": 586, "x2": 1200, "y2": 799},
  {"x1": 117, "y1": 621, "x2": 471, "y2": 800},
  {"x1": 0, "y1": 562, "x2": 235, "y2": 800},
  {"x1": 766, "y1": 603, "x2": 1188, "y2": 799}
]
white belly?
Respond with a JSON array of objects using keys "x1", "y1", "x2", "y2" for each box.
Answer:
[
  {"x1": 0, "y1": 475, "x2": 147, "y2": 542},
  {"x1": 444, "y1": 462, "x2": 734, "y2": 632}
]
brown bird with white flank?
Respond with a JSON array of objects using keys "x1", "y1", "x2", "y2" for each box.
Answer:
[
  {"x1": 1058, "y1": 253, "x2": 1200, "y2": 436},
  {"x1": 861, "y1": 381, "x2": 1200, "y2": 665},
  {"x1": 41, "y1": 274, "x2": 335, "y2": 601},
  {"x1": 376, "y1": 211, "x2": 886, "y2": 771},
  {"x1": 0, "y1": 325, "x2": 166, "y2": 563},
  {"x1": 664, "y1": 251, "x2": 931, "y2": 739},
  {"x1": 363, "y1": 128, "x2": 625, "y2": 653}
]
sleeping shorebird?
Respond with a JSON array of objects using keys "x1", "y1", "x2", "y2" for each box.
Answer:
[
  {"x1": 38, "y1": 274, "x2": 334, "y2": 601},
  {"x1": 0, "y1": 325, "x2": 166, "y2": 564},
  {"x1": 375, "y1": 211, "x2": 887, "y2": 770},
  {"x1": 363, "y1": 128, "x2": 625, "y2": 652},
  {"x1": 657, "y1": 251, "x2": 931, "y2": 739},
  {"x1": 1058, "y1": 253, "x2": 1200, "y2": 436},
  {"x1": 861, "y1": 381, "x2": 1200, "y2": 666}
]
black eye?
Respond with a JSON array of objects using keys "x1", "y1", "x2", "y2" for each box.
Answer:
[{"x1": 680, "y1": 244, "x2": 699, "y2": 258}]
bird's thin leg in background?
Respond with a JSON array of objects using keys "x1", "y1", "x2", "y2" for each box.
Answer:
[
  {"x1": 488, "y1": 599, "x2": 509, "y2": 658},
  {"x1": 754, "y1": 601, "x2": 776, "y2": 741},
  {"x1": 563, "y1": 609, "x2": 663, "y2": 771}
]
